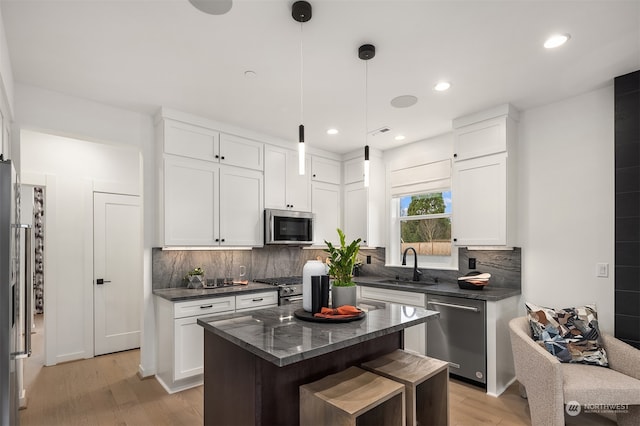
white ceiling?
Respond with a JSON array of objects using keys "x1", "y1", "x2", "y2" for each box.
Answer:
[{"x1": 2, "y1": 1, "x2": 639, "y2": 154}]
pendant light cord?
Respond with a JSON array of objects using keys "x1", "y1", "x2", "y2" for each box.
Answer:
[
  {"x1": 300, "y1": 22, "x2": 304, "y2": 125},
  {"x1": 365, "y1": 60, "x2": 368, "y2": 146}
]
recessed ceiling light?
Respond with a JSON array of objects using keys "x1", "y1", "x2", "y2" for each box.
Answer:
[
  {"x1": 544, "y1": 33, "x2": 571, "y2": 49},
  {"x1": 390, "y1": 95, "x2": 418, "y2": 108},
  {"x1": 434, "y1": 81, "x2": 451, "y2": 92},
  {"x1": 244, "y1": 70, "x2": 257, "y2": 78},
  {"x1": 394, "y1": 135, "x2": 406, "y2": 141},
  {"x1": 327, "y1": 128, "x2": 338, "y2": 135}
]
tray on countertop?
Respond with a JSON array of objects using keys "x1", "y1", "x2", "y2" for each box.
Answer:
[{"x1": 294, "y1": 308, "x2": 366, "y2": 323}]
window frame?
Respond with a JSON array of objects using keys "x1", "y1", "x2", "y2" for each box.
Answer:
[{"x1": 389, "y1": 189, "x2": 458, "y2": 270}]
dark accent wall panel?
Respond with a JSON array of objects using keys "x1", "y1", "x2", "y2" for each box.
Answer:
[{"x1": 614, "y1": 70, "x2": 640, "y2": 349}]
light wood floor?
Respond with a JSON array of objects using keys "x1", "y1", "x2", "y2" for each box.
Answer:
[{"x1": 20, "y1": 346, "x2": 617, "y2": 426}]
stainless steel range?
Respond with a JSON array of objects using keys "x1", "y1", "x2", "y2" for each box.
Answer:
[{"x1": 253, "y1": 276, "x2": 303, "y2": 305}]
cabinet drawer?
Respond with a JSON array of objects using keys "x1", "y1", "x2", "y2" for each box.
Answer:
[
  {"x1": 173, "y1": 296, "x2": 235, "y2": 319},
  {"x1": 235, "y1": 291, "x2": 278, "y2": 311},
  {"x1": 360, "y1": 286, "x2": 425, "y2": 308}
]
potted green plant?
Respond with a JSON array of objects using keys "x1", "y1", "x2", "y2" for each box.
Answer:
[
  {"x1": 324, "y1": 228, "x2": 361, "y2": 307},
  {"x1": 185, "y1": 267, "x2": 205, "y2": 289}
]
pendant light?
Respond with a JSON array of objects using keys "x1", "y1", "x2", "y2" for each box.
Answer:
[
  {"x1": 359, "y1": 44, "x2": 375, "y2": 187},
  {"x1": 292, "y1": 1, "x2": 312, "y2": 175}
]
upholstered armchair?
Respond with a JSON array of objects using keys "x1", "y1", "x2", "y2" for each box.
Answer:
[{"x1": 509, "y1": 317, "x2": 640, "y2": 426}]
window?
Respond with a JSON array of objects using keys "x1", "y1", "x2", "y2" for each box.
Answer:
[
  {"x1": 394, "y1": 191, "x2": 455, "y2": 269},
  {"x1": 388, "y1": 159, "x2": 456, "y2": 270}
]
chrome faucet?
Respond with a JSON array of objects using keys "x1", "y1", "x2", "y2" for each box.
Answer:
[{"x1": 402, "y1": 247, "x2": 422, "y2": 281}]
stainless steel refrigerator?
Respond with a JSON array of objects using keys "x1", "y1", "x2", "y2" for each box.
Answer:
[{"x1": 1, "y1": 159, "x2": 31, "y2": 426}]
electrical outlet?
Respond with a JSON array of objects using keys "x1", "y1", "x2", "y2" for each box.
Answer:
[
  {"x1": 469, "y1": 257, "x2": 476, "y2": 269},
  {"x1": 366, "y1": 255, "x2": 371, "y2": 264},
  {"x1": 596, "y1": 263, "x2": 609, "y2": 278}
]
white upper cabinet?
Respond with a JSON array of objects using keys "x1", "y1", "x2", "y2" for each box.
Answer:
[
  {"x1": 219, "y1": 166, "x2": 263, "y2": 246},
  {"x1": 163, "y1": 120, "x2": 219, "y2": 162},
  {"x1": 452, "y1": 104, "x2": 518, "y2": 246},
  {"x1": 162, "y1": 157, "x2": 263, "y2": 247},
  {"x1": 453, "y1": 154, "x2": 509, "y2": 246},
  {"x1": 311, "y1": 156, "x2": 341, "y2": 185},
  {"x1": 342, "y1": 153, "x2": 384, "y2": 247},
  {"x1": 453, "y1": 118, "x2": 507, "y2": 161},
  {"x1": 344, "y1": 157, "x2": 364, "y2": 184},
  {"x1": 311, "y1": 181, "x2": 341, "y2": 245},
  {"x1": 157, "y1": 113, "x2": 264, "y2": 247},
  {"x1": 452, "y1": 104, "x2": 518, "y2": 161},
  {"x1": 264, "y1": 145, "x2": 310, "y2": 211},
  {"x1": 163, "y1": 156, "x2": 219, "y2": 246},
  {"x1": 219, "y1": 133, "x2": 264, "y2": 171},
  {"x1": 343, "y1": 182, "x2": 367, "y2": 244},
  {"x1": 162, "y1": 119, "x2": 263, "y2": 171}
]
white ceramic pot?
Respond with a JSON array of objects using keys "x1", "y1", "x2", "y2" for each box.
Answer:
[{"x1": 302, "y1": 260, "x2": 326, "y2": 312}]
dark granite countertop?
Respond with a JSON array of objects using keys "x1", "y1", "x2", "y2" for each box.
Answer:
[
  {"x1": 153, "y1": 282, "x2": 277, "y2": 301},
  {"x1": 354, "y1": 277, "x2": 521, "y2": 302},
  {"x1": 197, "y1": 300, "x2": 439, "y2": 367}
]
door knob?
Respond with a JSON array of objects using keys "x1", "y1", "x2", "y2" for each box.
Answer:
[{"x1": 96, "y1": 278, "x2": 111, "y2": 285}]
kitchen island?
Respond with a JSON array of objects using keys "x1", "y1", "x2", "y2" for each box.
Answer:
[{"x1": 197, "y1": 301, "x2": 439, "y2": 426}]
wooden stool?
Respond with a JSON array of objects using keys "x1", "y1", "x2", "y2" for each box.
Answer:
[
  {"x1": 362, "y1": 350, "x2": 449, "y2": 426},
  {"x1": 300, "y1": 366, "x2": 405, "y2": 426}
]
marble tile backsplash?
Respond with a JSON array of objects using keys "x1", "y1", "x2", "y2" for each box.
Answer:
[{"x1": 152, "y1": 246, "x2": 521, "y2": 290}]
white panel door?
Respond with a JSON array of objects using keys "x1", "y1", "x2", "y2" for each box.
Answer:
[{"x1": 94, "y1": 193, "x2": 142, "y2": 356}]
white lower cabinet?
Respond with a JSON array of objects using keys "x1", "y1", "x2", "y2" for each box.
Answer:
[
  {"x1": 359, "y1": 286, "x2": 426, "y2": 355},
  {"x1": 156, "y1": 291, "x2": 277, "y2": 393}
]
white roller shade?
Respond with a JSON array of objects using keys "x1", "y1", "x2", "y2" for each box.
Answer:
[{"x1": 390, "y1": 159, "x2": 451, "y2": 197}]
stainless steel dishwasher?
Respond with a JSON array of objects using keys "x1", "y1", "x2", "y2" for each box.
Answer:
[{"x1": 426, "y1": 294, "x2": 486, "y2": 386}]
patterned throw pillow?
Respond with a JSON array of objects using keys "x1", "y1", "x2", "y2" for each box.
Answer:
[{"x1": 525, "y1": 302, "x2": 609, "y2": 367}]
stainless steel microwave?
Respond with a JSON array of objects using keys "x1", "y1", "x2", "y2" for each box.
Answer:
[{"x1": 264, "y1": 209, "x2": 314, "y2": 245}]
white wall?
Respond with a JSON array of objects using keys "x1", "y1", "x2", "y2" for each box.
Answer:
[
  {"x1": 15, "y1": 85, "x2": 156, "y2": 372},
  {"x1": 517, "y1": 86, "x2": 615, "y2": 333}
]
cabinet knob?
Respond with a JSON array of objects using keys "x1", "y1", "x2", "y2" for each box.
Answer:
[
  {"x1": 453, "y1": 153, "x2": 458, "y2": 158},
  {"x1": 221, "y1": 238, "x2": 225, "y2": 242},
  {"x1": 215, "y1": 155, "x2": 220, "y2": 159},
  {"x1": 312, "y1": 174, "x2": 316, "y2": 178},
  {"x1": 221, "y1": 156, "x2": 225, "y2": 160},
  {"x1": 453, "y1": 238, "x2": 457, "y2": 242},
  {"x1": 215, "y1": 238, "x2": 220, "y2": 242},
  {"x1": 290, "y1": 204, "x2": 294, "y2": 208}
]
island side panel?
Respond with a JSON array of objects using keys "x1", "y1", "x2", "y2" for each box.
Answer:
[
  {"x1": 203, "y1": 330, "x2": 403, "y2": 426},
  {"x1": 204, "y1": 332, "x2": 257, "y2": 426}
]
